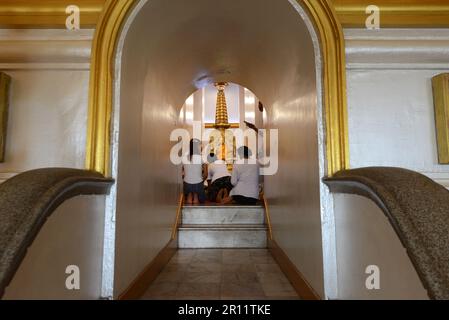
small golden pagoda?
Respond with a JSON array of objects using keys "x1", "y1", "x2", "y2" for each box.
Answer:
[
  {"x1": 211, "y1": 82, "x2": 234, "y2": 165},
  {"x1": 214, "y1": 82, "x2": 231, "y2": 130}
]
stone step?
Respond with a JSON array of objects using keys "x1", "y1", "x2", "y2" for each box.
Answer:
[
  {"x1": 181, "y1": 205, "x2": 265, "y2": 225},
  {"x1": 178, "y1": 224, "x2": 267, "y2": 249}
]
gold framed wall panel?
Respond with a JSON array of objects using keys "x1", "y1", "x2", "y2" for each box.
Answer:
[
  {"x1": 432, "y1": 74, "x2": 449, "y2": 164},
  {"x1": 85, "y1": 0, "x2": 349, "y2": 177},
  {"x1": 0, "y1": 72, "x2": 11, "y2": 163}
]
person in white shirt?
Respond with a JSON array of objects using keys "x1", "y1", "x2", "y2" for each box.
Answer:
[
  {"x1": 206, "y1": 153, "x2": 233, "y2": 203},
  {"x1": 222, "y1": 146, "x2": 260, "y2": 205},
  {"x1": 183, "y1": 139, "x2": 207, "y2": 205}
]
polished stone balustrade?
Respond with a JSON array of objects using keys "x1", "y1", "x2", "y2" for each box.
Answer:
[
  {"x1": 0, "y1": 168, "x2": 114, "y2": 298},
  {"x1": 324, "y1": 167, "x2": 449, "y2": 300}
]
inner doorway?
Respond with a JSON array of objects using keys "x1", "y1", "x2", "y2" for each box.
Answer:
[{"x1": 96, "y1": 0, "x2": 344, "y2": 300}]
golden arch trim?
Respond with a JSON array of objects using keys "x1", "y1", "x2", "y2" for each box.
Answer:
[{"x1": 86, "y1": 0, "x2": 349, "y2": 177}]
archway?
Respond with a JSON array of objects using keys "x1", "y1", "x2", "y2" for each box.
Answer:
[
  {"x1": 88, "y1": 0, "x2": 349, "y2": 300},
  {"x1": 86, "y1": 0, "x2": 348, "y2": 177}
]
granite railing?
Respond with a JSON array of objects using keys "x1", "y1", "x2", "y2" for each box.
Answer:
[
  {"x1": 323, "y1": 167, "x2": 449, "y2": 300},
  {"x1": 0, "y1": 168, "x2": 114, "y2": 298}
]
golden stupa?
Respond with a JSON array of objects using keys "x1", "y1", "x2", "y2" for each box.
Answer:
[
  {"x1": 212, "y1": 82, "x2": 233, "y2": 166},
  {"x1": 214, "y1": 82, "x2": 231, "y2": 129}
]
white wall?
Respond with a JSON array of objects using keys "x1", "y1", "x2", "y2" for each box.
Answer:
[
  {"x1": 263, "y1": 18, "x2": 324, "y2": 298},
  {"x1": 333, "y1": 29, "x2": 449, "y2": 299},
  {"x1": 112, "y1": 4, "x2": 180, "y2": 296},
  {"x1": 0, "y1": 29, "x2": 92, "y2": 183},
  {"x1": 4, "y1": 196, "x2": 105, "y2": 300},
  {"x1": 334, "y1": 194, "x2": 428, "y2": 300},
  {"x1": 345, "y1": 29, "x2": 449, "y2": 186},
  {"x1": 0, "y1": 30, "x2": 107, "y2": 300}
]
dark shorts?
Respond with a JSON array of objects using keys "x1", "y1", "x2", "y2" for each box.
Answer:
[
  {"x1": 232, "y1": 195, "x2": 259, "y2": 205},
  {"x1": 183, "y1": 182, "x2": 206, "y2": 203},
  {"x1": 208, "y1": 176, "x2": 233, "y2": 201}
]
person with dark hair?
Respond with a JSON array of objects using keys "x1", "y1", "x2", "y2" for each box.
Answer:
[
  {"x1": 182, "y1": 139, "x2": 207, "y2": 205},
  {"x1": 206, "y1": 152, "x2": 233, "y2": 203},
  {"x1": 221, "y1": 146, "x2": 260, "y2": 205}
]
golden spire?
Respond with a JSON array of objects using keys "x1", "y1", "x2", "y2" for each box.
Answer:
[{"x1": 214, "y1": 82, "x2": 231, "y2": 129}]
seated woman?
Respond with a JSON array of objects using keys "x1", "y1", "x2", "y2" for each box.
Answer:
[
  {"x1": 207, "y1": 153, "x2": 233, "y2": 203},
  {"x1": 222, "y1": 146, "x2": 260, "y2": 205},
  {"x1": 183, "y1": 139, "x2": 207, "y2": 205}
]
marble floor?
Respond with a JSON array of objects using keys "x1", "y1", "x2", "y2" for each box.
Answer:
[{"x1": 141, "y1": 249, "x2": 300, "y2": 300}]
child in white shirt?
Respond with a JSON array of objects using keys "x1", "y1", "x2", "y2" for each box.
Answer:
[{"x1": 183, "y1": 139, "x2": 207, "y2": 205}]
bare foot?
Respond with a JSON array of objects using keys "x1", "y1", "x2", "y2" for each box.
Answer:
[
  {"x1": 186, "y1": 193, "x2": 193, "y2": 205},
  {"x1": 216, "y1": 189, "x2": 224, "y2": 203},
  {"x1": 216, "y1": 188, "x2": 229, "y2": 203},
  {"x1": 193, "y1": 193, "x2": 200, "y2": 205},
  {"x1": 221, "y1": 196, "x2": 233, "y2": 205}
]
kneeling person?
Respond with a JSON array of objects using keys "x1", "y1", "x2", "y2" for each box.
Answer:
[
  {"x1": 222, "y1": 146, "x2": 260, "y2": 205},
  {"x1": 207, "y1": 153, "x2": 233, "y2": 203},
  {"x1": 183, "y1": 139, "x2": 207, "y2": 205}
]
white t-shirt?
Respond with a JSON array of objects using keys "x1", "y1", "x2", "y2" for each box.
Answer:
[
  {"x1": 183, "y1": 154, "x2": 203, "y2": 184},
  {"x1": 229, "y1": 163, "x2": 260, "y2": 199},
  {"x1": 207, "y1": 160, "x2": 231, "y2": 183}
]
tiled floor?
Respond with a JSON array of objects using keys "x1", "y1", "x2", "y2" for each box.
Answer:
[{"x1": 141, "y1": 249, "x2": 300, "y2": 300}]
